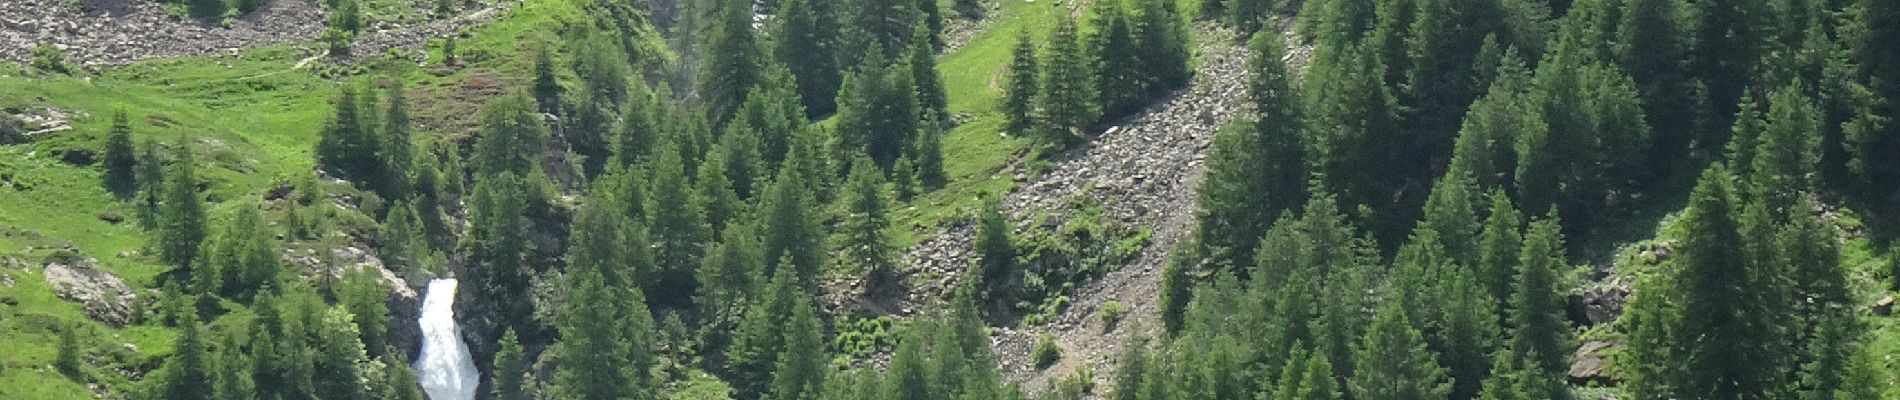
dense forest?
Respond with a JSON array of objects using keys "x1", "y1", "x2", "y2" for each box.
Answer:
[{"x1": 2, "y1": 0, "x2": 1900, "y2": 398}]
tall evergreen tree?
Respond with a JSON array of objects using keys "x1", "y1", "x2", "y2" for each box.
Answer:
[
  {"x1": 774, "y1": 0, "x2": 844, "y2": 116},
  {"x1": 1196, "y1": 30, "x2": 1308, "y2": 270},
  {"x1": 1627, "y1": 165, "x2": 1785, "y2": 399},
  {"x1": 1448, "y1": 50, "x2": 1534, "y2": 192},
  {"x1": 701, "y1": 0, "x2": 764, "y2": 125},
  {"x1": 1348, "y1": 301, "x2": 1452, "y2": 400},
  {"x1": 647, "y1": 140, "x2": 711, "y2": 308},
  {"x1": 158, "y1": 312, "x2": 213, "y2": 400},
  {"x1": 212, "y1": 334, "x2": 253, "y2": 400},
  {"x1": 728, "y1": 269, "x2": 799, "y2": 399},
  {"x1": 767, "y1": 296, "x2": 827, "y2": 400},
  {"x1": 842, "y1": 158, "x2": 898, "y2": 290},
  {"x1": 470, "y1": 172, "x2": 535, "y2": 340},
  {"x1": 103, "y1": 110, "x2": 137, "y2": 198},
  {"x1": 472, "y1": 93, "x2": 548, "y2": 180},
  {"x1": 380, "y1": 84, "x2": 415, "y2": 201},
  {"x1": 1616, "y1": 0, "x2": 1697, "y2": 165},
  {"x1": 910, "y1": 24, "x2": 949, "y2": 121},
  {"x1": 316, "y1": 87, "x2": 385, "y2": 186},
  {"x1": 1003, "y1": 30, "x2": 1040, "y2": 135},
  {"x1": 1476, "y1": 190, "x2": 1523, "y2": 313},
  {"x1": 1091, "y1": 0, "x2": 1145, "y2": 119},
  {"x1": 1307, "y1": 42, "x2": 1401, "y2": 227},
  {"x1": 974, "y1": 195, "x2": 1014, "y2": 292},
  {"x1": 556, "y1": 267, "x2": 642, "y2": 400},
  {"x1": 1691, "y1": 0, "x2": 1772, "y2": 150},
  {"x1": 160, "y1": 144, "x2": 207, "y2": 277},
  {"x1": 759, "y1": 162, "x2": 825, "y2": 286},
  {"x1": 857, "y1": 0, "x2": 920, "y2": 54},
  {"x1": 135, "y1": 139, "x2": 165, "y2": 230},
  {"x1": 1509, "y1": 215, "x2": 1572, "y2": 384},
  {"x1": 1135, "y1": 0, "x2": 1193, "y2": 94},
  {"x1": 1039, "y1": 17, "x2": 1100, "y2": 142},
  {"x1": 492, "y1": 329, "x2": 528, "y2": 400}
]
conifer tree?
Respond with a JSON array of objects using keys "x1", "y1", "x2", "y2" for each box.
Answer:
[
  {"x1": 1307, "y1": 42, "x2": 1400, "y2": 224},
  {"x1": 915, "y1": 117, "x2": 946, "y2": 189},
  {"x1": 767, "y1": 296, "x2": 827, "y2": 400},
  {"x1": 695, "y1": 148, "x2": 743, "y2": 236},
  {"x1": 974, "y1": 195, "x2": 1014, "y2": 291},
  {"x1": 1091, "y1": 0, "x2": 1144, "y2": 119},
  {"x1": 159, "y1": 312, "x2": 213, "y2": 400},
  {"x1": 734, "y1": 67, "x2": 809, "y2": 169},
  {"x1": 316, "y1": 87, "x2": 385, "y2": 186},
  {"x1": 213, "y1": 334, "x2": 253, "y2": 400},
  {"x1": 1421, "y1": 174, "x2": 1482, "y2": 267},
  {"x1": 492, "y1": 329, "x2": 528, "y2": 400},
  {"x1": 1691, "y1": 0, "x2": 1771, "y2": 149},
  {"x1": 340, "y1": 267, "x2": 390, "y2": 358},
  {"x1": 470, "y1": 172, "x2": 534, "y2": 339},
  {"x1": 1291, "y1": 345, "x2": 1341, "y2": 400},
  {"x1": 380, "y1": 84, "x2": 414, "y2": 201},
  {"x1": 759, "y1": 163, "x2": 825, "y2": 286},
  {"x1": 104, "y1": 110, "x2": 137, "y2": 198},
  {"x1": 885, "y1": 328, "x2": 933, "y2": 400},
  {"x1": 1616, "y1": 0, "x2": 1696, "y2": 167},
  {"x1": 910, "y1": 25, "x2": 949, "y2": 121},
  {"x1": 701, "y1": 0, "x2": 765, "y2": 125},
  {"x1": 835, "y1": 49, "x2": 920, "y2": 171},
  {"x1": 843, "y1": 158, "x2": 898, "y2": 290},
  {"x1": 56, "y1": 323, "x2": 81, "y2": 380},
  {"x1": 136, "y1": 139, "x2": 165, "y2": 230},
  {"x1": 1750, "y1": 84, "x2": 1822, "y2": 213},
  {"x1": 556, "y1": 267, "x2": 640, "y2": 400},
  {"x1": 774, "y1": 0, "x2": 844, "y2": 116},
  {"x1": 1348, "y1": 302, "x2": 1452, "y2": 400},
  {"x1": 647, "y1": 140, "x2": 711, "y2": 308},
  {"x1": 1509, "y1": 215, "x2": 1571, "y2": 382},
  {"x1": 1039, "y1": 17, "x2": 1099, "y2": 142},
  {"x1": 1135, "y1": 0, "x2": 1192, "y2": 94},
  {"x1": 1003, "y1": 30, "x2": 1040, "y2": 134},
  {"x1": 533, "y1": 46, "x2": 562, "y2": 116},
  {"x1": 1627, "y1": 165, "x2": 1784, "y2": 399},
  {"x1": 858, "y1": 0, "x2": 920, "y2": 54},
  {"x1": 1450, "y1": 51, "x2": 1534, "y2": 192},
  {"x1": 728, "y1": 269, "x2": 799, "y2": 399},
  {"x1": 617, "y1": 93, "x2": 662, "y2": 168},
  {"x1": 1227, "y1": 0, "x2": 1269, "y2": 35},
  {"x1": 472, "y1": 93, "x2": 548, "y2": 180},
  {"x1": 160, "y1": 144, "x2": 207, "y2": 275},
  {"x1": 1476, "y1": 190, "x2": 1522, "y2": 312}
]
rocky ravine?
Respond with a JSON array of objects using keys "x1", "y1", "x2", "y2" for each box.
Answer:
[{"x1": 902, "y1": 22, "x2": 1312, "y2": 394}]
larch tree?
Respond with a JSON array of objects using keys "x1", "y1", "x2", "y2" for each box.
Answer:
[
  {"x1": 556, "y1": 267, "x2": 642, "y2": 400},
  {"x1": 160, "y1": 144, "x2": 206, "y2": 277},
  {"x1": 135, "y1": 139, "x2": 165, "y2": 230},
  {"x1": 103, "y1": 110, "x2": 137, "y2": 198},
  {"x1": 1090, "y1": 0, "x2": 1144, "y2": 119},
  {"x1": 700, "y1": 0, "x2": 766, "y2": 126},
  {"x1": 767, "y1": 296, "x2": 827, "y2": 400},
  {"x1": 213, "y1": 334, "x2": 254, "y2": 400},
  {"x1": 842, "y1": 158, "x2": 898, "y2": 291},
  {"x1": 1003, "y1": 29, "x2": 1040, "y2": 135},
  {"x1": 1039, "y1": 17, "x2": 1100, "y2": 143},
  {"x1": 492, "y1": 329, "x2": 528, "y2": 400},
  {"x1": 1196, "y1": 29, "x2": 1309, "y2": 270},
  {"x1": 158, "y1": 312, "x2": 213, "y2": 400},
  {"x1": 1476, "y1": 190, "x2": 1523, "y2": 314},
  {"x1": 1348, "y1": 301, "x2": 1451, "y2": 400},
  {"x1": 910, "y1": 24, "x2": 949, "y2": 122},
  {"x1": 1509, "y1": 214, "x2": 1573, "y2": 391},
  {"x1": 774, "y1": 0, "x2": 844, "y2": 117},
  {"x1": 646, "y1": 139, "x2": 711, "y2": 309}
]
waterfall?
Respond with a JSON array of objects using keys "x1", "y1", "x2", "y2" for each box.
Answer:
[{"x1": 415, "y1": 279, "x2": 479, "y2": 400}]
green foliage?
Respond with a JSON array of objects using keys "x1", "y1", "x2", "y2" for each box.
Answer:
[
  {"x1": 767, "y1": 296, "x2": 826, "y2": 400},
  {"x1": 1096, "y1": 300, "x2": 1125, "y2": 326},
  {"x1": 190, "y1": 0, "x2": 228, "y2": 21},
  {"x1": 974, "y1": 195, "x2": 1014, "y2": 290},
  {"x1": 472, "y1": 92, "x2": 548, "y2": 180},
  {"x1": 773, "y1": 0, "x2": 845, "y2": 116},
  {"x1": 29, "y1": 43, "x2": 71, "y2": 75},
  {"x1": 646, "y1": 139, "x2": 710, "y2": 308},
  {"x1": 1003, "y1": 29, "x2": 1040, "y2": 135},
  {"x1": 339, "y1": 266, "x2": 390, "y2": 358},
  {"x1": 56, "y1": 323, "x2": 81, "y2": 380},
  {"x1": 135, "y1": 139, "x2": 166, "y2": 230},
  {"x1": 159, "y1": 144, "x2": 207, "y2": 275},
  {"x1": 1090, "y1": 0, "x2": 1144, "y2": 119},
  {"x1": 911, "y1": 25, "x2": 949, "y2": 121},
  {"x1": 843, "y1": 158, "x2": 899, "y2": 291},
  {"x1": 200, "y1": 204, "x2": 281, "y2": 300},
  {"x1": 492, "y1": 329, "x2": 528, "y2": 400},
  {"x1": 836, "y1": 49, "x2": 921, "y2": 172},
  {"x1": 156, "y1": 312, "x2": 213, "y2": 400},
  {"x1": 103, "y1": 111, "x2": 137, "y2": 198},
  {"x1": 700, "y1": 0, "x2": 766, "y2": 125},
  {"x1": 556, "y1": 266, "x2": 649, "y2": 400},
  {"x1": 728, "y1": 269, "x2": 799, "y2": 399},
  {"x1": 1030, "y1": 333, "x2": 1061, "y2": 369},
  {"x1": 1348, "y1": 302, "x2": 1452, "y2": 400},
  {"x1": 759, "y1": 155, "x2": 826, "y2": 286},
  {"x1": 1510, "y1": 214, "x2": 1572, "y2": 378},
  {"x1": 1038, "y1": 17, "x2": 1098, "y2": 143}
]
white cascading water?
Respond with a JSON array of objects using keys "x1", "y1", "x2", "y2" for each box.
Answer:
[{"x1": 415, "y1": 279, "x2": 479, "y2": 400}]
